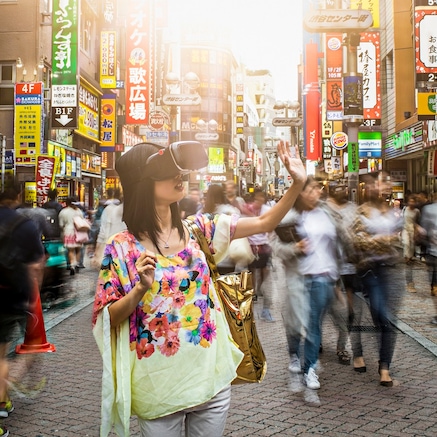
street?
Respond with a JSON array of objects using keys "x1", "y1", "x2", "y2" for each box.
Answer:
[{"x1": 4, "y1": 258, "x2": 437, "y2": 436}]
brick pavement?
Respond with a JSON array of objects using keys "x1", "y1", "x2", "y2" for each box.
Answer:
[{"x1": 3, "y1": 257, "x2": 437, "y2": 436}]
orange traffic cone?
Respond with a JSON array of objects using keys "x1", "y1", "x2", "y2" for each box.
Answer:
[{"x1": 15, "y1": 277, "x2": 56, "y2": 354}]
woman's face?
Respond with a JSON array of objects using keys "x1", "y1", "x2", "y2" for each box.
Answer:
[
  {"x1": 300, "y1": 182, "x2": 321, "y2": 209},
  {"x1": 154, "y1": 175, "x2": 186, "y2": 204}
]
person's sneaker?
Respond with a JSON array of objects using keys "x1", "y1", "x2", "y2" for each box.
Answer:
[
  {"x1": 0, "y1": 400, "x2": 14, "y2": 418},
  {"x1": 303, "y1": 368, "x2": 320, "y2": 390},
  {"x1": 0, "y1": 424, "x2": 10, "y2": 437},
  {"x1": 260, "y1": 308, "x2": 275, "y2": 322},
  {"x1": 288, "y1": 354, "x2": 301, "y2": 373},
  {"x1": 431, "y1": 316, "x2": 437, "y2": 325}
]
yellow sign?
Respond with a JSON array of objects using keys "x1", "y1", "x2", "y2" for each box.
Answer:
[
  {"x1": 208, "y1": 147, "x2": 225, "y2": 173},
  {"x1": 76, "y1": 79, "x2": 101, "y2": 142},
  {"x1": 100, "y1": 31, "x2": 117, "y2": 89},
  {"x1": 351, "y1": 0, "x2": 379, "y2": 28},
  {"x1": 418, "y1": 92, "x2": 437, "y2": 116},
  {"x1": 24, "y1": 181, "x2": 37, "y2": 205},
  {"x1": 14, "y1": 82, "x2": 44, "y2": 164},
  {"x1": 100, "y1": 94, "x2": 116, "y2": 150}
]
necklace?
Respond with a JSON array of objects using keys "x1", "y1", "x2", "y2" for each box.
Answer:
[{"x1": 159, "y1": 227, "x2": 173, "y2": 249}]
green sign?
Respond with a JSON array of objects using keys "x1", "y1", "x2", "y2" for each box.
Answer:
[
  {"x1": 348, "y1": 142, "x2": 359, "y2": 173},
  {"x1": 52, "y1": 0, "x2": 78, "y2": 85}
]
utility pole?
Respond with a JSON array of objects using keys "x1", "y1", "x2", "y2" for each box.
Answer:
[
  {"x1": 343, "y1": 32, "x2": 363, "y2": 203},
  {"x1": 303, "y1": 2, "x2": 371, "y2": 203}
]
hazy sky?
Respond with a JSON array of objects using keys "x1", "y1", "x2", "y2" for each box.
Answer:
[{"x1": 167, "y1": 0, "x2": 303, "y2": 101}]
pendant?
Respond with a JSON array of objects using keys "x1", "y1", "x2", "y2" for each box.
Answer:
[{"x1": 164, "y1": 242, "x2": 169, "y2": 249}]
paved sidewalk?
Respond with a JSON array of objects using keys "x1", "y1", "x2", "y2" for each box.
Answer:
[{"x1": 3, "y1": 257, "x2": 437, "y2": 436}]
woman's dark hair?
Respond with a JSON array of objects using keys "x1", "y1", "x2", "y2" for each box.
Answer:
[
  {"x1": 293, "y1": 176, "x2": 320, "y2": 212},
  {"x1": 122, "y1": 177, "x2": 184, "y2": 252},
  {"x1": 203, "y1": 184, "x2": 226, "y2": 213},
  {"x1": 65, "y1": 197, "x2": 77, "y2": 207},
  {"x1": 116, "y1": 143, "x2": 184, "y2": 253}
]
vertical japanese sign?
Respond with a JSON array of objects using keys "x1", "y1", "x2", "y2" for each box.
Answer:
[
  {"x1": 126, "y1": 0, "x2": 151, "y2": 125},
  {"x1": 348, "y1": 142, "x2": 359, "y2": 173},
  {"x1": 358, "y1": 31, "x2": 381, "y2": 125},
  {"x1": 326, "y1": 33, "x2": 343, "y2": 121},
  {"x1": 14, "y1": 82, "x2": 44, "y2": 164},
  {"x1": 51, "y1": 0, "x2": 78, "y2": 129},
  {"x1": 415, "y1": 1, "x2": 437, "y2": 86},
  {"x1": 100, "y1": 31, "x2": 117, "y2": 88},
  {"x1": 235, "y1": 73, "x2": 244, "y2": 139},
  {"x1": 100, "y1": 94, "x2": 116, "y2": 151},
  {"x1": 36, "y1": 156, "x2": 58, "y2": 207},
  {"x1": 304, "y1": 43, "x2": 321, "y2": 161},
  {"x1": 102, "y1": 0, "x2": 117, "y2": 26}
]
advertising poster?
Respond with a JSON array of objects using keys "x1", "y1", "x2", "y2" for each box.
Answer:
[{"x1": 14, "y1": 82, "x2": 44, "y2": 164}]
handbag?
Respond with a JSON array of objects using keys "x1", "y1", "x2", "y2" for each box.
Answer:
[
  {"x1": 73, "y1": 215, "x2": 91, "y2": 232},
  {"x1": 186, "y1": 219, "x2": 267, "y2": 384},
  {"x1": 74, "y1": 229, "x2": 89, "y2": 244}
]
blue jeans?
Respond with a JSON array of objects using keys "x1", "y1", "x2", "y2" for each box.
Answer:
[
  {"x1": 303, "y1": 275, "x2": 335, "y2": 374},
  {"x1": 358, "y1": 265, "x2": 396, "y2": 369}
]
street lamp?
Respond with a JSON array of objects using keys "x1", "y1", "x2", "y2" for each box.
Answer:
[{"x1": 163, "y1": 72, "x2": 201, "y2": 141}]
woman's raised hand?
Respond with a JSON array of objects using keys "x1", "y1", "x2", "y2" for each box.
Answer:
[{"x1": 277, "y1": 141, "x2": 306, "y2": 186}]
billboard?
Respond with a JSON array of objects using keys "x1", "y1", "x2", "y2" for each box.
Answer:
[
  {"x1": 125, "y1": 0, "x2": 152, "y2": 124},
  {"x1": 14, "y1": 82, "x2": 44, "y2": 164},
  {"x1": 358, "y1": 32, "x2": 381, "y2": 125}
]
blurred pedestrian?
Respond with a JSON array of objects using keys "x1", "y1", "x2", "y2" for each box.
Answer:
[
  {"x1": 352, "y1": 172, "x2": 403, "y2": 386},
  {"x1": 245, "y1": 189, "x2": 275, "y2": 322},
  {"x1": 401, "y1": 194, "x2": 420, "y2": 293},
  {"x1": 179, "y1": 188, "x2": 202, "y2": 219},
  {"x1": 58, "y1": 197, "x2": 85, "y2": 275},
  {"x1": 42, "y1": 188, "x2": 63, "y2": 214},
  {"x1": 224, "y1": 180, "x2": 245, "y2": 212},
  {"x1": 271, "y1": 209, "x2": 308, "y2": 374},
  {"x1": 326, "y1": 184, "x2": 361, "y2": 367},
  {"x1": 92, "y1": 192, "x2": 127, "y2": 267},
  {"x1": 419, "y1": 193, "x2": 437, "y2": 303},
  {"x1": 416, "y1": 191, "x2": 431, "y2": 261},
  {"x1": 0, "y1": 187, "x2": 45, "y2": 437},
  {"x1": 290, "y1": 178, "x2": 347, "y2": 389},
  {"x1": 92, "y1": 141, "x2": 306, "y2": 436},
  {"x1": 202, "y1": 184, "x2": 250, "y2": 274}
]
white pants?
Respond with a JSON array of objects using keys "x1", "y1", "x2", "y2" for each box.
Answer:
[{"x1": 137, "y1": 385, "x2": 231, "y2": 437}]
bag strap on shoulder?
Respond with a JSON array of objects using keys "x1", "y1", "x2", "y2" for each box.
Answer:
[{"x1": 184, "y1": 218, "x2": 220, "y2": 280}]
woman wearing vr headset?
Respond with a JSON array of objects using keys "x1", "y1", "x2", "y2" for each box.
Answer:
[{"x1": 92, "y1": 140, "x2": 306, "y2": 437}]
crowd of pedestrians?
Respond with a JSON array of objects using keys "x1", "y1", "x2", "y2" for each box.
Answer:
[{"x1": 2, "y1": 159, "x2": 437, "y2": 436}]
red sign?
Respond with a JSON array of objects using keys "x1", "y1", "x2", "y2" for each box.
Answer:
[
  {"x1": 358, "y1": 32, "x2": 381, "y2": 123},
  {"x1": 149, "y1": 110, "x2": 168, "y2": 130},
  {"x1": 326, "y1": 34, "x2": 343, "y2": 120},
  {"x1": 304, "y1": 43, "x2": 321, "y2": 161},
  {"x1": 125, "y1": 0, "x2": 152, "y2": 125},
  {"x1": 35, "y1": 155, "x2": 57, "y2": 207}
]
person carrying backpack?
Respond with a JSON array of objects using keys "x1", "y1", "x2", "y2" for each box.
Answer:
[{"x1": 0, "y1": 187, "x2": 45, "y2": 437}]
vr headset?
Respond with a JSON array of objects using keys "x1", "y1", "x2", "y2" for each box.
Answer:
[{"x1": 145, "y1": 141, "x2": 209, "y2": 181}]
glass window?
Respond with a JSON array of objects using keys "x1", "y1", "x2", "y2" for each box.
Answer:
[{"x1": 0, "y1": 63, "x2": 16, "y2": 107}]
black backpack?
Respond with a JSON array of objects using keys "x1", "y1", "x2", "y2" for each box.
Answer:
[
  {"x1": 0, "y1": 215, "x2": 33, "y2": 314},
  {"x1": 43, "y1": 208, "x2": 61, "y2": 240}
]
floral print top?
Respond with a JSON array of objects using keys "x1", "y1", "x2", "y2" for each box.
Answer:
[{"x1": 92, "y1": 213, "x2": 243, "y2": 420}]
